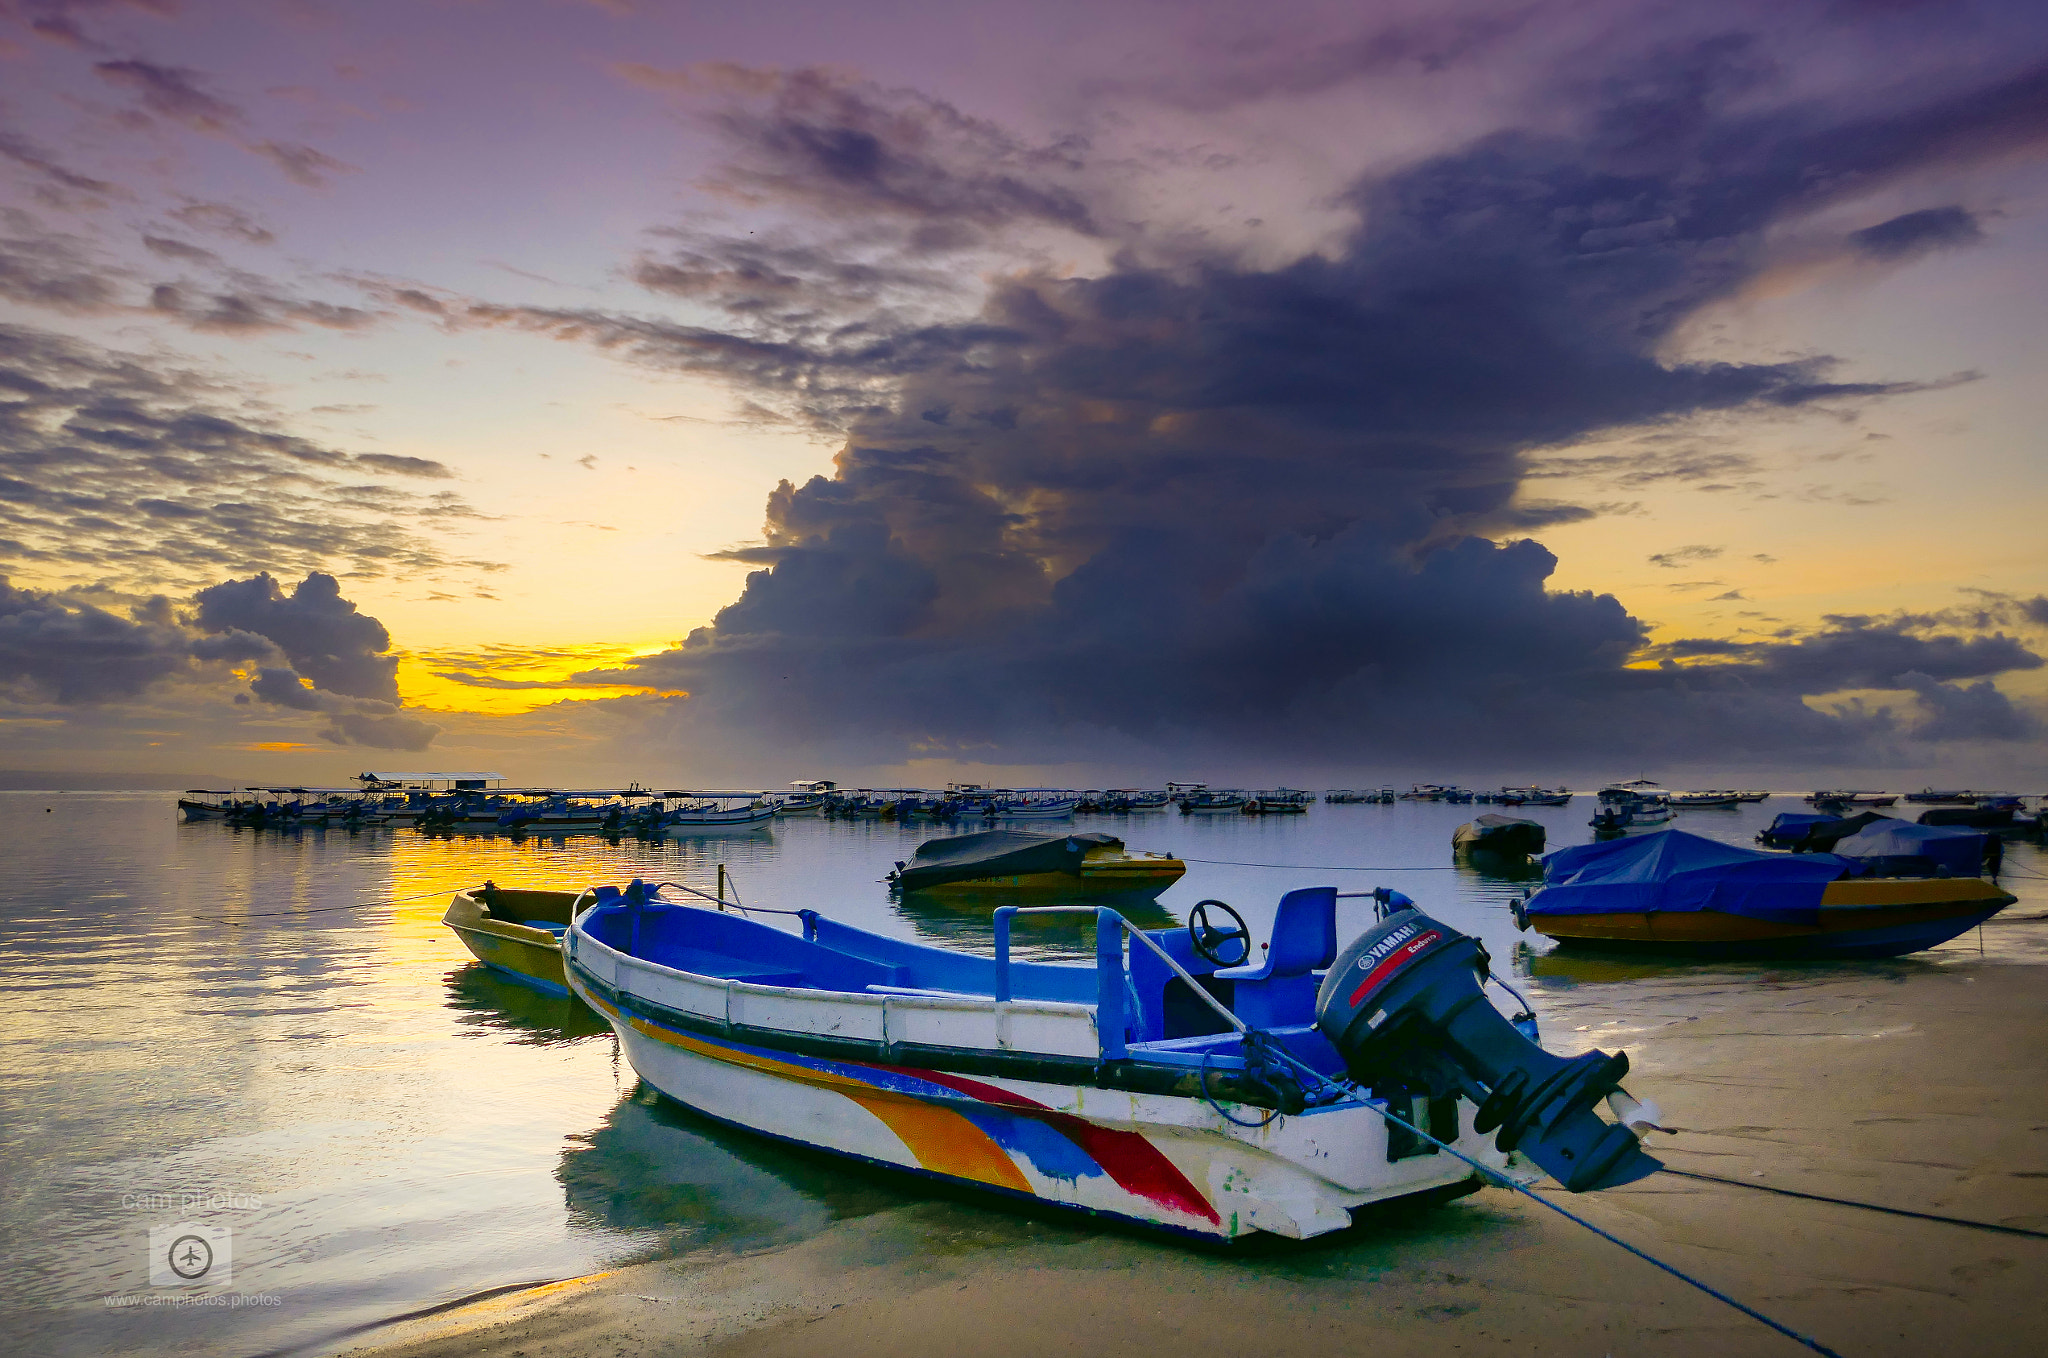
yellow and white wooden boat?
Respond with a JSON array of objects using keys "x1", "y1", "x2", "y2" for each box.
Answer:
[{"x1": 442, "y1": 883, "x2": 583, "y2": 996}]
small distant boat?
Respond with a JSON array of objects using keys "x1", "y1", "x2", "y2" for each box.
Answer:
[
  {"x1": 645, "y1": 793, "x2": 779, "y2": 834},
  {"x1": 1085, "y1": 789, "x2": 1171, "y2": 812},
  {"x1": 442, "y1": 882, "x2": 583, "y2": 996},
  {"x1": 1498, "y1": 787, "x2": 1571, "y2": 807},
  {"x1": 178, "y1": 790, "x2": 235, "y2": 820},
  {"x1": 1453, "y1": 814, "x2": 1545, "y2": 856},
  {"x1": 887, "y1": 829, "x2": 1185, "y2": 897},
  {"x1": 497, "y1": 796, "x2": 623, "y2": 835},
  {"x1": 1589, "y1": 782, "x2": 1673, "y2": 831},
  {"x1": 1916, "y1": 801, "x2": 2027, "y2": 830},
  {"x1": 1806, "y1": 790, "x2": 1897, "y2": 807},
  {"x1": 1179, "y1": 790, "x2": 1248, "y2": 813},
  {"x1": 990, "y1": 795, "x2": 1080, "y2": 820},
  {"x1": 1519, "y1": 829, "x2": 2014, "y2": 958},
  {"x1": 777, "y1": 779, "x2": 836, "y2": 814},
  {"x1": 1903, "y1": 788, "x2": 1981, "y2": 805},
  {"x1": 1242, "y1": 790, "x2": 1310, "y2": 814},
  {"x1": 1668, "y1": 790, "x2": 1740, "y2": 809},
  {"x1": 1736, "y1": 790, "x2": 1770, "y2": 802}
]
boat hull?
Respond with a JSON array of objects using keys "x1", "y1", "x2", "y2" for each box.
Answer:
[
  {"x1": 568, "y1": 968, "x2": 1497, "y2": 1241},
  {"x1": 442, "y1": 889, "x2": 576, "y2": 996},
  {"x1": 1530, "y1": 879, "x2": 2016, "y2": 959},
  {"x1": 907, "y1": 861, "x2": 1187, "y2": 897}
]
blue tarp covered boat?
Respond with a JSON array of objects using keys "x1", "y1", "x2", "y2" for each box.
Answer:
[
  {"x1": 1533, "y1": 832, "x2": 1847, "y2": 925},
  {"x1": 1517, "y1": 829, "x2": 2014, "y2": 958},
  {"x1": 1829, "y1": 820, "x2": 1994, "y2": 877}
]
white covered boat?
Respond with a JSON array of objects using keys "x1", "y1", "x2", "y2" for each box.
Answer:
[
  {"x1": 652, "y1": 794, "x2": 779, "y2": 833},
  {"x1": 564, "y1": 882, "x2": 1663, "y2": 1241}
]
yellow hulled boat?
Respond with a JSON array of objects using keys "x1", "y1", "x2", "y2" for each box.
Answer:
[
  {"x1": 442, "y1": 883, "x2": 584, "y2": 995},
  {"x1": 887, "y1": 829, "x2": 1185, "y2": 897},
  {"x1": 1517, "y1": 830, "x2": 2015, "y2": 959}
]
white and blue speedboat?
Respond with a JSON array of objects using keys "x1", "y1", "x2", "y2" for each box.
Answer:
[{"x1": 563, "y1": 882, "x2": 1663, "y2": 1241}]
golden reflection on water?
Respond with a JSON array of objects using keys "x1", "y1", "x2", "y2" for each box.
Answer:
[{"x1": 7, "y1": 792, "x2": 2045, "y2": 1358}]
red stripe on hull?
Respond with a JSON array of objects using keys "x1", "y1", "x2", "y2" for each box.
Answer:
[{"x1": 878, "y1": 1064, "x2": 1221, "y2": 1225}]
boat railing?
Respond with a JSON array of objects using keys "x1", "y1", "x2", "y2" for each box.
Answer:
[{"x1": 992, "y1": 905, "x2": 1247, "y2": 1059}]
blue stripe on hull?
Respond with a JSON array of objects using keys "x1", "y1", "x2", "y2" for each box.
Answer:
[{"x1": 481, "y1": 961, "x2": 572, "y2": 997}]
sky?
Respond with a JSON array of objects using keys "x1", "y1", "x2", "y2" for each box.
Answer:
[{"x1": 2, "y1": 0, "x2": 2047, "y2": 790}]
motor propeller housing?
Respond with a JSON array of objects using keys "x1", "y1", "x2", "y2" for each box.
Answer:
[{"x1": 1314, "y1": 908, "x2": 1661, "y2": 1193}]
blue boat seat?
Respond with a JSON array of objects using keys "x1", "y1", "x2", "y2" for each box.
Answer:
[
  {"x1": 1214, "y1": 887, "x2": 1338, "y2": 982},
  {"x1": 1212, "y1": 887, "x2": 1338, "y2": 1028}
]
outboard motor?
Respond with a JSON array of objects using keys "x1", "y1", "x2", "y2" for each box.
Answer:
[{"x1": 1316, "y1": 908, "x2": 1661, "y2": 1193}]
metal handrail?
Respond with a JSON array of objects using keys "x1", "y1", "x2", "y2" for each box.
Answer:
[{"x1": 992, "y1": 906, "x2": 1246, "y2": 1056}]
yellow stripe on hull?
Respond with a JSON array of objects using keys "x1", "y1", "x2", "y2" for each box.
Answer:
[
  {"x1": 1534, "y1": 878, "x2": 2014, "y2": 945},
  {"x1": 585, "y1": 990, "x2": 1032, "y2": 1193},
  {"x1": 916, "y1": 856, "x2": 1186, "y2": 897}
]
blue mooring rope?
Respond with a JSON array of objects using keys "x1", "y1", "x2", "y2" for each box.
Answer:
[{"x1": 1252, "y1": 1047, "x2": 1847, "y2": 1358}]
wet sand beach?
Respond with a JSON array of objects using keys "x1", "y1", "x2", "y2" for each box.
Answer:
[{"x1": 350, "y1": 950, "x2": 2048, "y2": 1358}]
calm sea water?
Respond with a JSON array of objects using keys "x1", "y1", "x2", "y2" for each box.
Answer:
[{"x1": 3, "y1": 792, "x2": 2042, "y2": 1357}]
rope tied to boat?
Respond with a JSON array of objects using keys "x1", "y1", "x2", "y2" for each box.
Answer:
[
  {"x1": 1244, "y1": 1041, "x2": 1848, "y2": 1358},
  {"x1": 1196, "y1": 1028, "x2": 1314, "y2": 1128}
]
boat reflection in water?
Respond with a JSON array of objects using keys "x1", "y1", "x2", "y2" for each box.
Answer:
[
  {"x1": 1452, "y1": 846, "x2": 1544, "y2": 885},
  {"x1": 444, "y1": 962, "x2": 610, "y2": 1044},
  {"x1": 890, "y1": 884, "x2": 1179, "y2": 956},
  {"x1": 558, "y1": 1084, "x2": 906, "y2": 1253}
]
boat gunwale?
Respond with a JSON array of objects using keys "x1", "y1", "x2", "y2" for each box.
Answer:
[
  {"x1": 564, "y1": 920, "x2": 1325, "y2": 1108},
  {"x1": 566, "y1": 957, "x2": 1314, "y2": 1108}
]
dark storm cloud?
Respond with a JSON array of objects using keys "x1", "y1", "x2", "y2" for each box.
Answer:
[
  {"x1": 249, "y1": 663, "x2": 323, "y2": 709},
  {"x1": 0, "y1": 324, "x2": 491, "y2": 588},
  {"x1": 188, "y1": 572, "x2": 440, "y2": 748},
  {"x1": 566, "y1": 34, "x2": 2048, "y2": 766},
  {"x1": 0, "y1": 567, "x2": 445, "y2": 747},
  {"x1": 0, "y1": 567, "x2": 437, "y2": 748},
  {"x1": 318, "y1": 709, "x2": 438, "y2": 751},
  {"x1": 1850, "y1": 206, "x2": 1984, "y2": 260},
  {"x1": 1638, "y1": 618, "x2": 2041, "y2": 691},
  {"x1": 1897, "y1": 672, "x2": 2036, "y2": 742},
  {"x1": 0, "y1": 575, "x2": 190, "y2": 702},
  {"x1": 192, "y1": 571, "x2": 400, "y2": 702}
]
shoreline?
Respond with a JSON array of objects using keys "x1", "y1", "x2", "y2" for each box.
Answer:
[{"x1": 346, "y1": 954, "x2": 2048, "y2": 1358}]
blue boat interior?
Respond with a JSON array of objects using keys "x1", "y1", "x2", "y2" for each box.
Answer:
[{"x1": 575, "y1": 882, "x2": 1350, "y2": 1076}]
